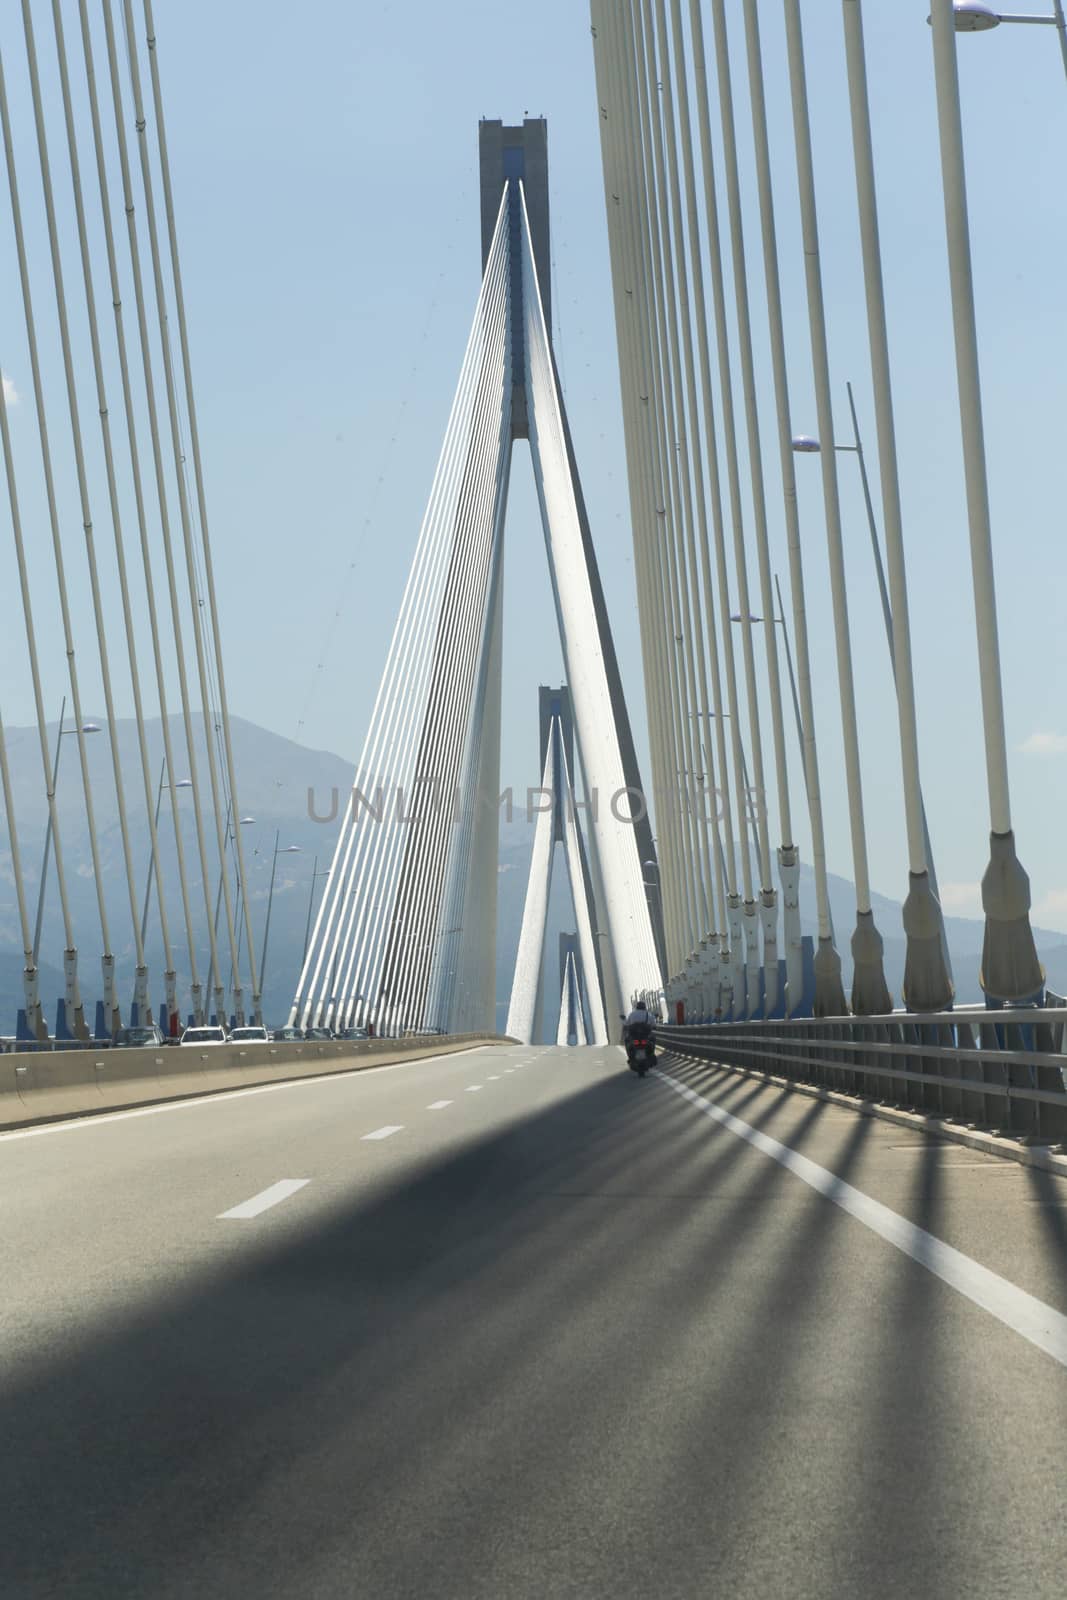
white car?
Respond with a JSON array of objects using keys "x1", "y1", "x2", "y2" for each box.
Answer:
[
  {"x1": 179, "y1": 1025, "x2": 228, "y2": 1047},
  {"x1": 229, "y1": 1025, "x2": 270, "y2": 1044}
]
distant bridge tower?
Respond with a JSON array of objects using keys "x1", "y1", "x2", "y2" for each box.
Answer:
[{"x1": 507, "y1": 686, "x2": 607, "y2": 1045}]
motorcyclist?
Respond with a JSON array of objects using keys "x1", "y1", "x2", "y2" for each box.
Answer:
[{"x1": 623, "y1": 1002, "x2": 656, "y2": 1060}]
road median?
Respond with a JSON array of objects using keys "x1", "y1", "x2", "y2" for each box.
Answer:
[{"x1": 0, "y1": 1033, "x2": 513, "y2": 1131}]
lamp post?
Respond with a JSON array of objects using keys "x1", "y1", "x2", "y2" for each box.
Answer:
[
  {"x1": 932, "y1": 1, "x2": 1067, "y2": 79},
  {"x1": 792, "y1": 386, "x2": 890, "y2": 666},
  {"x1": 302, "y1": 858, "x2": 329, "y2": 965},
  {"x1": 208, "y1": 809, "x2": 254, "y2": 1014},
  {"x1": 731, "y1": 608, "x2": 805, "y2": 793},
  {"x1": 140, "y1": 763, "x2": 192, "y2": 949},
  {"x1": 33, "y1": 702, "x2": 101, "y2": 963},
  {"x1": 791, "y1": 403, "x2": 949, "y2": 932},
  {"x1": 228, "y1": 817, "x2": 259, "y2": 1002},
  {"x1": 259, "y1": 833, "x2": 301, "y2": 1015}
]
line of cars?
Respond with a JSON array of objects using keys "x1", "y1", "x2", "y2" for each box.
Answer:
[{"x1": 110, "y1": 1023, "x2": 372, "y2": 1048}]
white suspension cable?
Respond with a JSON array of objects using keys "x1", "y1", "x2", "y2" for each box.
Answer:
[
  {"x1": 138, "y1": 0, "x2": 263, "y2": 1019},
  {"x1": 609, "y1": 1, "x2": 702, "y2": 962},
  {"x1": 297, "y1": 196, "x2": 511, "y2": 1029},
  {"x1": 0, "y1": 704, "x2": 43, "y2": 1038},
  {"x1": 653, "y1": 0, "x2": 730, "y2": 953},
  {"x1": 102, "y1": 0, "x2": 222, "y2": 1023},
  {"x1": 48, "y1": 0, "x2": 163, "y2": 1023},
  {"x1": 634, "y1": 0, "x2": 713, "y2": 951},
  {"x1": 593, "y1": 1, "x2": 694, "y2": 973},
  {"x1": 841, "y1": 0, "x2": 953, "y2": 1013},
  {"x1": 1, "y1": 34, "x2": 99, "y2": 1039},
  {"x1": 740, "y1": 0, "x2": 843, "y2": 1015},
  {"x1": 783, "y1": 0, "x2": 891, "y2": 1015},
  {"x1": 382, "y1": 277, "x2": 511, "y2": 1029},
  {"x1": 928, "y1": 0, "x2": 1042, "y2": 1005},
  {"x1": 119, "y1": 3, "x2": 245, "y2": 1023},
  {"x1": 25, "y1": 0, "x2": 140, "y2": 1033},
  {"x1": 352, "y1": 238, "x2": 509, "y2": 1031},
  {"x1": 79, "y1": 0, "x2": 193, "y2": 1026},
  {"x1": 685, "y1": 0, "x2": 766, "y2": 1016}
]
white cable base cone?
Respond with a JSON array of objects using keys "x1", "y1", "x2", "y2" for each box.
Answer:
[
  {"x1": 902, "y1": 871, "x2": 954, "y2": 1012},
  {"x1": 850, "y1": 910, "x2": 892, "y2": 1016},
  {"x1": 980, "y1": 831, "x2": 1045, "y2": 1004},
  {"x1": 813, "y1": 935, "x2": 847, "y2": 1017}
]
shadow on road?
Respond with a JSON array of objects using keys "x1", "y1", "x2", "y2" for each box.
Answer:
[{"x1": 3, "y1": 1052, "x2": 1063, "y2": 1598}]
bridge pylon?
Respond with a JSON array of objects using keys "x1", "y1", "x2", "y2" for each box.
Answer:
[{"x1": 292, "y1": 122, "x2": 664, "y2": 1037}]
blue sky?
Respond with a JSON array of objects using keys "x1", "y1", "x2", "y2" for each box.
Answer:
[{"x1": 1, "y1": 1, "x2": 1066, "y2": 933}]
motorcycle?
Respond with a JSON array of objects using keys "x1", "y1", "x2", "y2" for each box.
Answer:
[{"x1": 621, "y1": 1016, "x2": 656, "y2": 1076}]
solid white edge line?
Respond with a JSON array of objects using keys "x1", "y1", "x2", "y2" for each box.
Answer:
[
  {"x1": 654, "y1": 1067, "x2": 1067, "y2": 1370},
  {"x1": 0, "y1": 1046, "x2": 504, "y2": 1143},
  {"x1": 362, "y1": 1125, "x2": 404, "y2": 1141},
  {"x1": 218, "y1": 1178, "x2": 310, "y2": 1220}
]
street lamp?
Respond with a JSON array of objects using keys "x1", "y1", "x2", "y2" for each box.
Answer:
[
  {"x1": 928, "y1": 3, "x2": 1067, "y2": 78},
  {"x1": 209, "y1": 809, "x2": 256, "y2": 1010},
  {"x1": 212, "y1": 807, "x2": 255, "y2": 946},
  {"x1": 793, "y1": 394, "x2": 948, "y2": 979},
  {"x1": 259, "y1": 832, "x2": 301, "y2": 1008},
  {"x1": 792, "y1": 384, "x2": 892, "y2": 679},
  {"x1": 229, "y1": 818, "x2": 261, "y2": 987},
  {"x1": 732, "y1": 601, "x2": 807, "y2": 790},
  {"x1": 302, "y1": 858, "x2": 330, "y2": 964},
  {"x1": 33, "y1": 703, "x2": 102, "y2": 962},
  {"x1": 139, "y1": 764, "x2": 192, "y2": 948}
]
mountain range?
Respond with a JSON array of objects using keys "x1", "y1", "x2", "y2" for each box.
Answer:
[{"x1": 1, "y1": 713, "x2": 1064, "y2": 1030}]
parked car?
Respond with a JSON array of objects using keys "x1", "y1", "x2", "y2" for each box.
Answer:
[
  {"x1": 303, "y1": 1026, "x2": 334, "y2": 1041},
  {"x1": 113, "y1": 1024, "x2": 165, "y2": 1049},
  {"x1": 179, "y1": 1025, "x2": 228, "y2": 1047},
  {"x1": 272, "y1": 1026, "x2": 303, "y2": 1043},
  {"x1": 230, "y1": 1025, "x2": 269, "y2": 1044},
  {"x1": 339, "y1": 1026, "x2": 369, "y2": 1041}
]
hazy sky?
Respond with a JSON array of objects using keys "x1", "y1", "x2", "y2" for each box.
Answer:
[{"x1": 2, "y1": 2, "x2": 1066, "y2": 933}]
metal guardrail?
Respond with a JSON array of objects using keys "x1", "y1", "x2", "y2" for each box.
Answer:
[{"x1": 661, "y1": 1008, "x2": 1067, "y2": 1144}]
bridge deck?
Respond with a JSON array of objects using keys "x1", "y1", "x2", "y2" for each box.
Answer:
[{"x1": 1, "y1": 1044, "x2": 1064, "y2": 1597}]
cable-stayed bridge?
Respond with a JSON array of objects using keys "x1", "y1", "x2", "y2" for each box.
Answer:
[
  {"x1": 2, "y1": 7, "x2": 1067, "y2": 1598},
  {"x1": 0, "y1": 0, "x2": 1061, "y2": 1069}
]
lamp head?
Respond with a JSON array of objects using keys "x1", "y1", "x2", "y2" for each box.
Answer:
[{"x1": 947, "y1": 2, "x2": 1001, "y2": 30}]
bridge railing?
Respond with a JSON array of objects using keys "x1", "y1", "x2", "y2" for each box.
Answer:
[{"x1": 661, "y1": 1009, "x2": 1067, "y2": 1144}]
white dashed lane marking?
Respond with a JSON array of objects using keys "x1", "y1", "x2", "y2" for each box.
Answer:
[
  {"x1": 218, "y1": 1179, "x2": 309, "y2": 1220},
  {"x1": 362, "y1": 1125, "x2": 404, "y2": 1141},
  {"x1": 427, "y1": 1100, "x2": 453, "y2": 1111}
]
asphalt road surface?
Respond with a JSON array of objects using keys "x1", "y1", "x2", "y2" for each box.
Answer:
[{"x1": 2, "y1": 1041, "x2": 1066, "y2": 1598}]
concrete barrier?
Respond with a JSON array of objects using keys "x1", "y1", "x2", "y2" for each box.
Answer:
[
  {"x1": 0, "y1": 1033, "x2": 514, "y2": 1130},
  {"x1": 10, "y1": 1055, "x2": 100, "y2": 1123}
]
